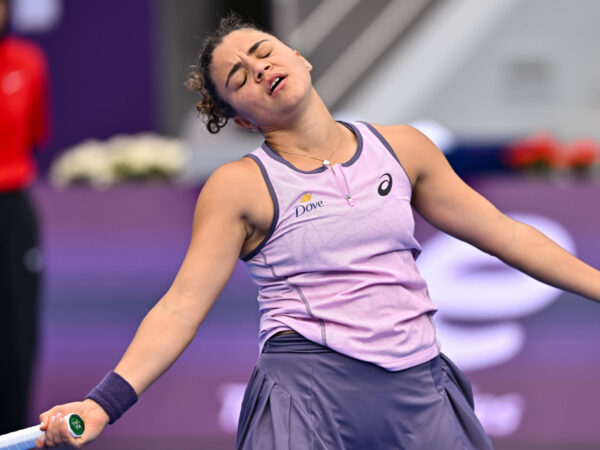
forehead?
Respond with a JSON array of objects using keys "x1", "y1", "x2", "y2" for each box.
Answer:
[
  {"x1": 212, "y1": 29, "x2": 279, "y2": 71},
  {"x1": 220, "y1": 28, "x2": 275, "y2": 53}
]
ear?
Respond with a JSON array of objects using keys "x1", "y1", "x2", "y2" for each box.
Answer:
[
  {"x1": 233, "y1": 115, "x2": 261, "y2": 132},
  {"x1": 295, "y1": 50, "x2": 313, "y2": 72}
]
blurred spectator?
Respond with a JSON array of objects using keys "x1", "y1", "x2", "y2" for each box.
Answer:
[{"x1": 0, "y1": 0, "x2": 50, "y2": 433}]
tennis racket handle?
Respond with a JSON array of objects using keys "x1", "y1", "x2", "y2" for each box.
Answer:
[
  {"x1": 0, "y1": 424, "x2": 41, "y2": 450},
  {"x1": 0, "y1": 413, "x2": 84, "y2": 450}
]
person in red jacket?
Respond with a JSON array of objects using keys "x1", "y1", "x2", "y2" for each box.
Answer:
[{"x1": 0, "y1": 0, "x2": 50, "y2": 434}]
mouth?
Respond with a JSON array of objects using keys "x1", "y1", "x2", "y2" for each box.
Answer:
[{"x1": 269, "y1": 75, "x2": 287, "y2": 95}]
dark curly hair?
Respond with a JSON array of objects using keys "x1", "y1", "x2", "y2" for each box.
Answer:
[{"x1": 186, "y1": 13, "x2": 262, "y2": 134}]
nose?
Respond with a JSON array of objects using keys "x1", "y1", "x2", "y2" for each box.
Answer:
[{"x1": 252, "y1": 61, "x2": 271, "y2": 83}]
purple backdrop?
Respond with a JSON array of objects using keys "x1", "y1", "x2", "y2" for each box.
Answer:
[
  {"x1": 28, "y1": 175, "x2": 600, "y2": 449},
  {"x1": 22, "y1": 1, "x2": 157, "y2": 173}
]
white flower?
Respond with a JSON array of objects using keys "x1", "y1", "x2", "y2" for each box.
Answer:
[
  {"x1": 50, "y1": 139, "x2": 114, "y2": 188},
  {"x1": 50, "y1": 133, "x2": 186, "y2": 187}
]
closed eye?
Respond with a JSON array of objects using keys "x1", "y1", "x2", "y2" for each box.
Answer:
[{"x1": 235, "y1": 47, "x2": 271, "y2": 89}]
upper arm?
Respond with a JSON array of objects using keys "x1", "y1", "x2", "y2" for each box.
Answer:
[
  {"x1": 160, "y1": 158, "x2": 258, "y2": 325},
  {"x1": 374, "y1": 124, "x2": 515, "y2": 256}
]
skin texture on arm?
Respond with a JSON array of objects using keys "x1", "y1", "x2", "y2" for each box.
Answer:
[
  {"x1": 37, "y1": 156, "x2": 272, "y2": 448},
  {"x1": 111, "y1": 164, "x2": 248, "y2": 394},
  {"x1": 374, "y1": 124, "x2": 600, "y2": 303},
  {"x1": 113, "y1": 156, "x2": 272, "y2": 394}
]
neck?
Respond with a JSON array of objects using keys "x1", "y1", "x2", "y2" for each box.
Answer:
[{"x1": 262, "y1": 88, "x2": 344, "y2": 157}]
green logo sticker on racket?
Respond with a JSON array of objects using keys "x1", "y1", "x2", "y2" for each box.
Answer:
[{"x1": 67, "y1": 414, "x2": 85, "y2": 437}]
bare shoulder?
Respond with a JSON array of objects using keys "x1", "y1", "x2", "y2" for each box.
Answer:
[
  {"x1": 371, "y1": 123, "x2": 437, "y2": 145},
  {"x1": 202, "y1": 156, "x2": 262, "y2": 191},
  {"x1": 194, "y1": 155, "x2": 272, "y2": 243},
  {"x1": 196, "y1": 156, "x2": 264, "y2": 212},
  {"x1": 370, "y1": 123, "x2": 424, "y2": 140},
  {"x1": 369, "y1": 123, "x2": 442, "y2": 186}
]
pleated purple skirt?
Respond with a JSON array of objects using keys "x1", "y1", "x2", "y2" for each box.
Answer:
[{"x1": 236, "y1": 332, "x2": 493, "y2": 450}]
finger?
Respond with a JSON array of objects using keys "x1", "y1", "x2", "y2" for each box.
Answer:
[
  {"x1": 44, "y1": 415, "x2": 55, "y2": 446},
  {"x1": 55, "y1": 412, "x2": 68, "y2": 446},
  {"x1": 48, "y1": 414, "x2": 61, "y2": 446},
  {"x1": 40, "y1": 406, "x2": 61, "y2": 432},
  {"x1": 58, "y1": 413, "x2": 78, "y2": 448},
  {"x1": 35, "y1": 433, "x2": 46, "y2": 448},
  {"x1": 39, "y1": 413, "x2": 49, "y2": 431}
]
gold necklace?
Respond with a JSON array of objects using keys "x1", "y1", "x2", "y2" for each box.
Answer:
[{"x1": 273, "y1": 135, "x2": 343, "y2": 167}]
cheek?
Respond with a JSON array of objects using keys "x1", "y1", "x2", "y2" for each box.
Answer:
[
  {"x1": 236, "y1": 85, "x2": 265, "y2": 107},
  {"x1": 223, "y1": 91, "x2": 257, "y2": 121}
]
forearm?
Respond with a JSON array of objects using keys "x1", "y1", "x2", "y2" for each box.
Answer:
[
  {"x1": 38, "y1": 294, "x2": 203, "y2": 445},
  {"x1": 498, "y1": 220, "x2": 600, "y2": 302},
  {"x1": 112, "y1": 293, "x2": 201, "y2": 396}
]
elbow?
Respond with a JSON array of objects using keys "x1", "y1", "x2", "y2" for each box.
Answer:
[
  {"x1": 480, "y1": 216, "x2": 521, "y2": 265},
  {"x1": 157, "y1": 289, "x2": 208, "y2": 332},
  {"x1": 489, "y1": 219, "x2": 541, "y2": 268}
]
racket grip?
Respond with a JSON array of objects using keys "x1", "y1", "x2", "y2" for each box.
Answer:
[
  {"x1": 0, "y1": 424, "x2": 41, "y2": 450},
  {"x1": 0, "y1": 414, "x2": 84, "y2": 450}
]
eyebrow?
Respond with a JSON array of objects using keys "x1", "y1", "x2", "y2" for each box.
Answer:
[{"x1": 225, "y1": 39, "x2": 269, "y2": 87}]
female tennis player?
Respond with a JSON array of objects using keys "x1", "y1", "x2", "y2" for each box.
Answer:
[{"x1": 36, "y1": 14, "x2": 600, "y2": 449}]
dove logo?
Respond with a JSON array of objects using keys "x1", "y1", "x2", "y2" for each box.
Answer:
[{"x1": 295, "y1": 193, "x2": 324, "y2": 217}]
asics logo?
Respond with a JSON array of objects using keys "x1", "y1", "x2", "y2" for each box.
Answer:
[{"x1": 378, "y1": 173, "x2": 392, "y2": 196}]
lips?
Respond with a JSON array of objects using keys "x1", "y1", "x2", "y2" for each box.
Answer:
[
  {"x1": 270, "y1": 77, "x2": 283, "y2": 92},
  {"x1": 267, "y1": 74, "x2": 287, "y2": 96}
]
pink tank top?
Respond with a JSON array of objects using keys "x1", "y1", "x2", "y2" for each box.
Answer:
[{"x1": 242, "y1": 121, "x2": 440, "y2": 371}]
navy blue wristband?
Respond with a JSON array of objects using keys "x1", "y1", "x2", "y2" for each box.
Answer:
[{"x1": 85, "y1": 371, "x2": 138, "y2": 424}]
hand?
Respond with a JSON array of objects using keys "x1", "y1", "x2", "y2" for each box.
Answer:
[{"x1": 36, "y1": 399, "x2": 110, "y2": 448}]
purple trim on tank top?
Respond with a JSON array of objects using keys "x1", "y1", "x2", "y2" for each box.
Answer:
[
  {"x1": 360, "y1": 121, "x2": 413, "y2": 196},
  {"x1": 340, "y1": 121, "x2": 363, "y2": 167},
  {"x1": 260, "y1": 121, "x2": 363, "y2": 174},
  {"x1": 241, "y1": 154, "x2": 280, "y2": 262}
]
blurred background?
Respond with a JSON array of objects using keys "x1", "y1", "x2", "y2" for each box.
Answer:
[{"x1": 3, "y1": 0, "x2": 600, "y2": 448}]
